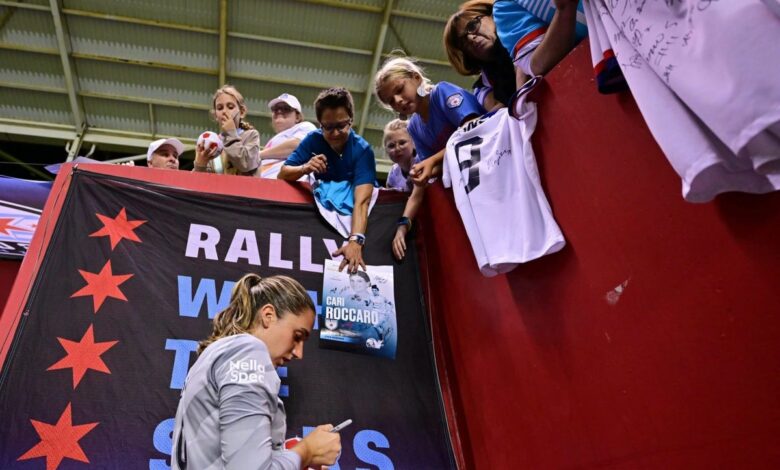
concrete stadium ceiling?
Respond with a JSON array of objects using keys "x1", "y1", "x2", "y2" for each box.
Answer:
[{"x1": 0, "y1": 0, "x2": 471, "y2": 174}]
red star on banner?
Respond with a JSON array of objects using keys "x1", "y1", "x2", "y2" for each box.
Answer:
[
  {"x1": 71, "y1": 260, "x2": 133, "y2": 313},
  {"x1": 47, "y1": 325, "x2": 118, "y2": 388},
  {"x1": 0, "y1": 217, "x2": 28, "y2": 235},
  {"x1": 18, "y1": 403, "x2": 99, "y2": 470},
  {"x1": 89, "y1": 207, "x2": 146, "y2": 250}
]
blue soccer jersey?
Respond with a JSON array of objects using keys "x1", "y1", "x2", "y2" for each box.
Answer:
[{"x1": 408, "y1": 82, "x2": 485, "y2": 160}]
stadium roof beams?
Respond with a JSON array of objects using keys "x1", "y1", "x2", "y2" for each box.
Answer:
[{"x1": 0, "y1": 0, "x2": 470, "y2": 174}]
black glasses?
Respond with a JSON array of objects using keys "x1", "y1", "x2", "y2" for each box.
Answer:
[
  {"x1": 320, "y1": 119, "x2": 352, "y2": 133},
  {"x1": 459, "y1": 15, "x2": 483, "y2": 44}
]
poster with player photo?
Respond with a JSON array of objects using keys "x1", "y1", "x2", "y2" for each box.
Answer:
[{"x1": 320, "y1": 259, "x2": 397, "y2": 359}]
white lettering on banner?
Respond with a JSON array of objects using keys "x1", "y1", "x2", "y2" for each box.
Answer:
[
  {"x1": 225, "y1": 229, "x2": 261, "y2": 265},
  {"x1": 300, "y1": 236, "x2": 323, "y2": 273},
  {"x1": 268, "y1": 233, "x2": 293, "y2": 269},
  {"x1": 183, "y1": 224, "x2": 342, "y2": 271},
  {"x1": 185, "y1": 224, "x2": 220, "y2": 260}
]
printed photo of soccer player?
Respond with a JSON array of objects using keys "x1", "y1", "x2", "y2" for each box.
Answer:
[
  {"x1": 346, "y1": 271, "x2": 371, "y2": 306},
  {"x1": 339, "y1": 272, "x2": 388, "y2": 341},
  {"x1": 320, "y1": 261, "x2": 397, "y2": 358}
]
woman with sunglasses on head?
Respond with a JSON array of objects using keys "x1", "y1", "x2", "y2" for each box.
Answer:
[
  {"x1": 259, "y1": 93, "x2": 317, "y2": 179},
  {"x1": 279, "y1": 87, "x2": 377, "y2": 274},
  {"x1": 444, "y1": 0, "x2": 586, "y2": 110}
]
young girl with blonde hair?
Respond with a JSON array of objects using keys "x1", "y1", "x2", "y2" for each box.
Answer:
[
  {"x1": 194, "y1": 85, "x2": 262, "y2": 176},
  {"x1": 375, "y1": 56, "x2": 484, "y2": 259}
]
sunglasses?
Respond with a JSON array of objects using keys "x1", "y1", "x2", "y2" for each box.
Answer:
[
  {"x1": 459, "y1": 15, "x2": 484, "y2": 44},
  {"x1": 320, "y1": 119, "x2": 352, "y2": 133},
  {"x1": 271, "y1": 106, "x2": 295, "y2": 115}
]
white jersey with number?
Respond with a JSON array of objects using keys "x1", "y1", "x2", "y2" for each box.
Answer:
[{"x1": 443, "y1": 100, "x2": 565, "y2": 277}]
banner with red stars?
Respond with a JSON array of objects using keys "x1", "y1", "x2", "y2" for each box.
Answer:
[{"x1": 0, "y1": 167, "x2": 455, "y2": 469}]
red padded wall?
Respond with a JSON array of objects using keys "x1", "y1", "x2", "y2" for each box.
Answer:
[{"x1": 420, "y1": 42, "x2": 780, "y2": 468}]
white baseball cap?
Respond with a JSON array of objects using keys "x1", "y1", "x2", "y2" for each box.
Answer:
[
  {"x1": 268, "y1": 93, "x2": 302, "y2": 113},
  {"x1": 147, "y1": 138, "x2": 184, "y2": 161}
]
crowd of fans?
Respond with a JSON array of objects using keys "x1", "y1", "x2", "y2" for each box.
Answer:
[
  {"x1": 137, "y1": 0, "x2": 780, "y2": 271},
  {"x1": 136, "y1": 0, "x2": 590, "y2": 272}
]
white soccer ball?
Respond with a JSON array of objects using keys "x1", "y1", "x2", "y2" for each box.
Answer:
[{"x1": 197, "y1": 131, "x2": 223, "y2": 156}]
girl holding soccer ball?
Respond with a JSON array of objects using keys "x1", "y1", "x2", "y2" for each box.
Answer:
[{"x1": 193, "y1": 85, "x2": 261, "y2": 176}]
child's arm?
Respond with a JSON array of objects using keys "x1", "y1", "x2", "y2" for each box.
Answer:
[
  {"x1": 410, "y1": 149, "x2": 444, "y2": 186},
  {"x1": 410, "y1": 107, "x2": 480, "y2": 185},
  {"x1": 392, "y1": 184, "x2": 426, "y2": 260},
  {"x1": 193, "y1": 142, "x2": 219, "y2": 172}
]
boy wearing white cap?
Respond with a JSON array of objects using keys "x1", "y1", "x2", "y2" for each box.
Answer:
[
  {"x1": 147, "y1": 138, "x2": 184, "y2": 170},
  {"x1": 259, "y1": 93, "x2": 316, "y2": 179}
]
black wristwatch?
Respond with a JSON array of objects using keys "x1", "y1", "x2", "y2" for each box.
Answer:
[{"x1": 397, "y1": 216, "x2": 412, "y2": 230}]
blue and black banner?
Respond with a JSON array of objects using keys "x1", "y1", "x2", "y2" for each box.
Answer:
[{"x1": 0, "y1": 168, "x2": 454, "y2": 469}]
